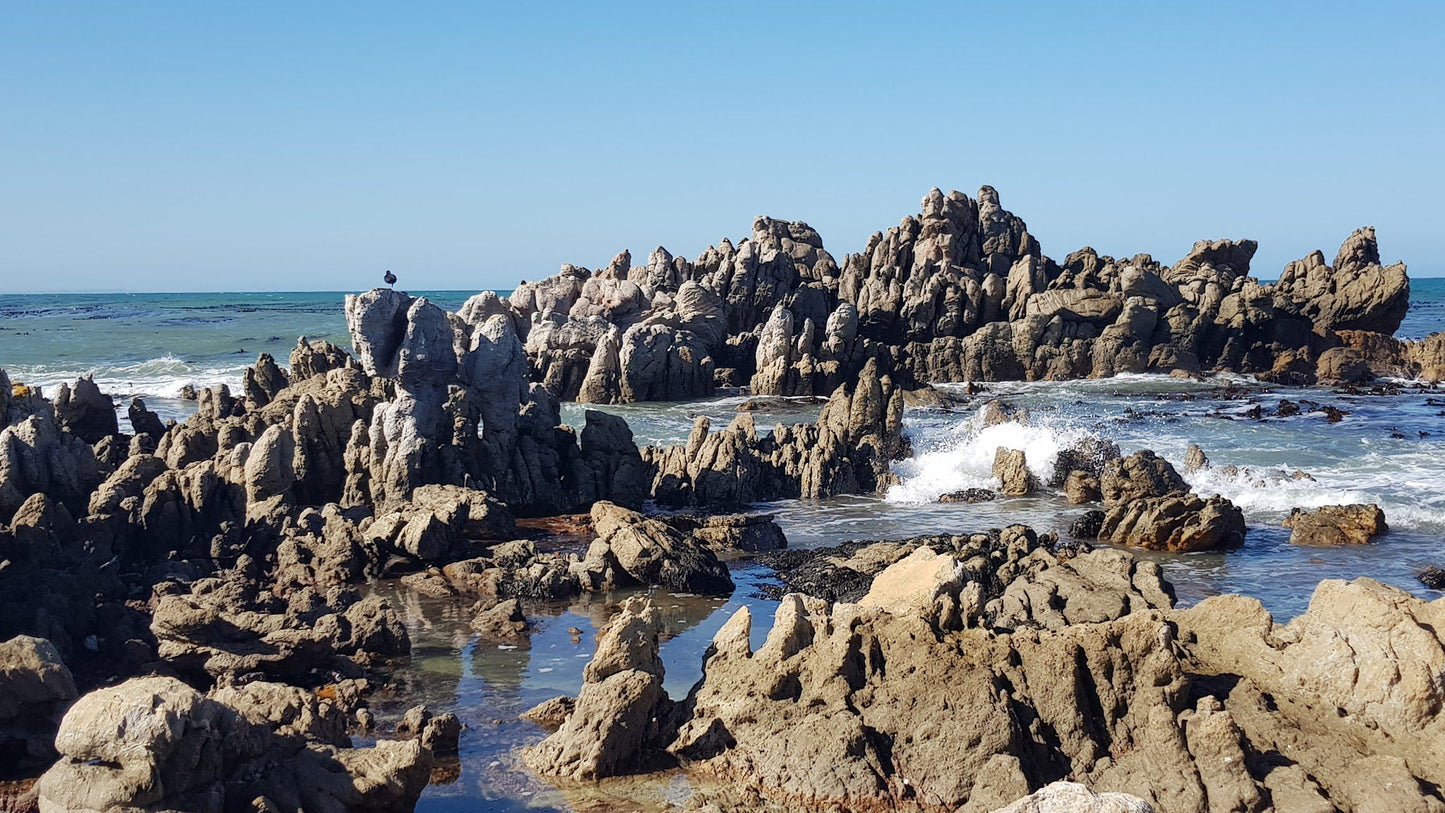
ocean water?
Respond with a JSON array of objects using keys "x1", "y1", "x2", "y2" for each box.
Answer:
[
  {"x1": 4, "y1": 281, "x2": 1445, "y2": 811},
  {"x1": 0, "y1": 290, "x2": 479, "y2": 420}
]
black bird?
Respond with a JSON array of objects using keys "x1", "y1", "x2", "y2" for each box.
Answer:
[{"x1": 383, "y1": 269, "x2": 397, "y2": 288}]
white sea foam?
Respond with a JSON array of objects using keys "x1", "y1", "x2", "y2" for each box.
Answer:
[
  {"x1": 886, "y1": 407, "x2": 1087, "y2": 504},
  {"x1": 8, "y1": 356, "x2": 248, "y2": 401}
]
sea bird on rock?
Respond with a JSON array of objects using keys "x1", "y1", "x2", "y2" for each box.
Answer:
[{"x1": 383, "y1": 269, "x2": 397, "y2": 288}]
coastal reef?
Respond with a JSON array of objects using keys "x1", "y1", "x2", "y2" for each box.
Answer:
[{"x1": 1, "y1": 183, "x2": 1442, "y2": 812}]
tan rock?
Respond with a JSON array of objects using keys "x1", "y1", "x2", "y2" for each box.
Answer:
[{"x1": 1284, "y1": 503, "x2": 1387, "y2": 546}]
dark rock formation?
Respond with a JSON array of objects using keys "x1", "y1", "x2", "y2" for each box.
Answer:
[
  {"x1": 579, "y1": 502, "x2": 733, "y2": 595},
  {"x1": 0, "y1": 635, "x2": 77, "y2": 772}
]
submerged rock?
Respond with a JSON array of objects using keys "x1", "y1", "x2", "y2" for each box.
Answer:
[{"x1": 470, "y1": 598, "x2": 530, "y2": 641}]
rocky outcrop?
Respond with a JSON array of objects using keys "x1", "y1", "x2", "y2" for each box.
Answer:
[
  {"x1": 1097, "y1": 493, "x2": 1247, "y2": 552},
  {"x1": 647, "y1": 358, "x2": 906, "y2": 507},
  {"x1": 344, "y1": 287, "x2": 649, "y2": 514},
  {"x1": 0, "y1": 635, "x2": 77, "y2": 771},
  {"x1": 1274, "y1": 227, "x2": 1410, "y2": 334},
  {"x1": 993, "y1": 447, "x2": 1037, "y2": 495},
  {"x1": 552, "y1": 537, "x2": 1445, "y2": 812},
  {"x1": 0, "y1": 402, "x2": 101, "y2": 523},
  {"x1": 494, "y1": 186, "x2": 1412, "y2": 398},
  {"x1": 662, "y1": 511, "x2": 787, "y2": 553},
  {"x1": 1284, "y1": 503, "x2": 1387, "y2": 546},
  {"x1": 668, "y1": 595, "x2": 1185, "y2": 810},
  {"x1": 1100, "y1": 450, "x2": 1188, "y2": 506},
  {"x1": 289, "y1": 336, "x2": 355, "y2": 381},
  {"x1": 522, "y1": 597, "x2": 673, "y2": 779},
  {"x1": 37, "y1": 675, "x2": 431, "y2": 812},
  {"x1": 363, "y1": 484, "x2": 516, "y2": 568},
  {"x1": 151, "y1": 569, "x2": 409, "y2": 684},
  {"x1": 578, "y1": 502, "x2": 733, "y2": 595},
  {"x1": 243, "y1": 352, "x2": 290, "y2": 409},
  {"x1": 52, "y1": 376, "x2": 117, "y2": 444}
]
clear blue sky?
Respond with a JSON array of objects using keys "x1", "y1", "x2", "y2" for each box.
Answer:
[{"x1": 2, "y1": 2, "x2": 1441, "y2": 293}]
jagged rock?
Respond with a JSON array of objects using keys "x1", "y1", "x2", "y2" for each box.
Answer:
[
  {"x1": 993, "y1": 447, "x2": 1036, "y2": 496},
  {"x1": 244, "y1": 353, "x2": 290, "y2": 409},
  {"x1": 1172, "y1": 578, "x2": 1445, "y2": 811},
  {"x1": 648, "y1": 358, "x2": 905, "y2": 507},
  {"x1": 662, "y1": 512, "x2": 787, "y2": 553},
  {"x1": 1100, "y1": 450, "x2": 1189, "y2": 506},
  {"x1": 37, "y1": 675, "x2": 431, "y2": 813},
  {"x1": 578, "y1": 409, "x2": 649, "y2": 510},
  {"x1": 1284, "y1": 503, "x2": 1387, "y2": 546},
  {"x1": 290, "y1": 336, "x2": 355, "y2": 381},
  {"x1": 52, "y1": 376, "x2": 117, "y2": 444},
  {"x1": 617, "y1": 323, "x2": 715, "y2": 402},
  {"x1": 0, "y1": 635, "x2": 77, "y2": 770},
  {"x1": 668, "y1": 594, "x2": 1182, "y2": 810},
  {"x1": 470, "y1": 598, "x2": 530, "y2": 640},
  {"x1": 584, "y1": 502, "x2": 733, "y2": 594},
  {"x1": 151, "y1": 573, "x2": 409, "y2": 682},
  {"x1": 1098, "y1": 493, "x2": 1246, "y2": 552},
  {"x1": 0, "y1": 407, "x2": 102, "y2": 523},
  {"x1": 522, "y1": 597, "x2": 672, "y2": 779},
  {"x1": 212, "y1": 680, "x2": 351, "y2": 747},
  {"x1": 1274, "y1": 227, "x2": 1410, "y2": 334},
  {"x1": 365, "y1": 484, "x2": 513, "y2": 568},
  {"x1": 397, "y1": 705, "x2": 461, "y2": 756},
  {"x1": 1183, "y1": 444, "x2": 1209, "y2": 473},
  {"x1": 126, "y1": 397, "x2": 166, "y2": 438}
]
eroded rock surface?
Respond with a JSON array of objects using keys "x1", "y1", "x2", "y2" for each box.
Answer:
[{"x1": 1284, "y1": 503, "x2": 1387, "y2": 546}]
